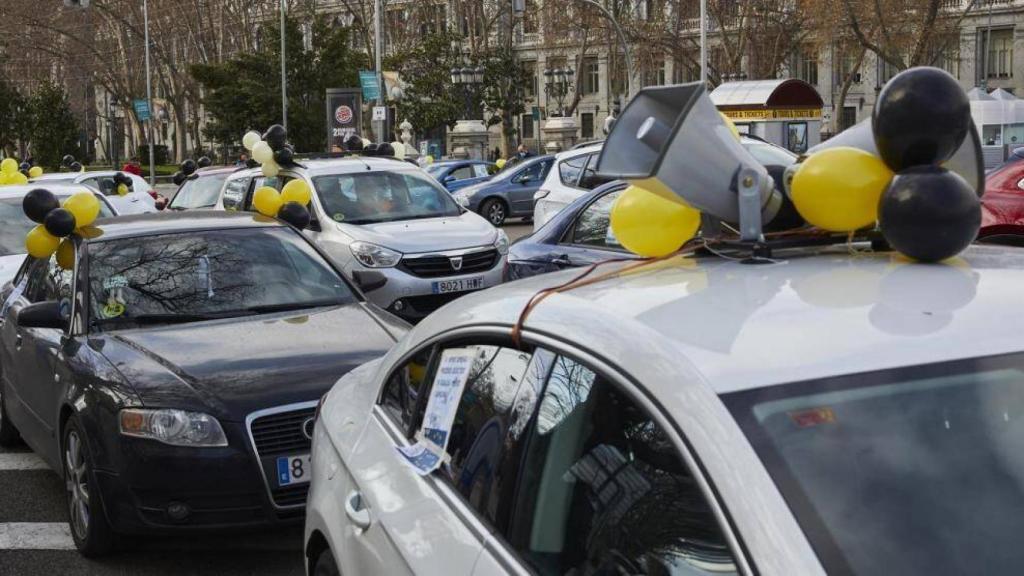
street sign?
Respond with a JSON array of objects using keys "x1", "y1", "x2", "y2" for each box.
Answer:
[
  {"x1": 133, "y1": 99, "x2": 150, "y2": 122},
  {"x1": 359, "y1": 71, "x2": 381, "y2": 101},
  {"x1": 372, "y1": 106, "x2": 387, "y2": 121},
  {"x1": 532, "y1": 106, "x2": 542, "y2": 121}
]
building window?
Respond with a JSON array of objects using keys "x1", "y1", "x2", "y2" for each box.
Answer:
[
  {"x1": 796, "y1": 46, "x2": 818, "y2": 85},
  {"x1": 521, "y1": 113, "x2": 534, "y2": 139},
  {"x1": 980, "y1": 28, "x2": 1014, "y2": 79},
  {"x1": 835, "y1": 45, "x2": 862, "y2": 86},
  {"x1": 581, "y1": 57, "x2": 599, "y2": 95},
  {"x1": 841, "y1": 106, "x2": 857, "y2": 130},
  {"x1": 672, "y1": 59, "x2": 697, "y2": 83},
  {"x1": 642, "y1": 58, "x2": 666, "y2": 87},
  {"x1": 937, "y1": 44, "x2": 960, "y2": 78},
  {"x1": 581, "y1": 112, "x2": 594, "y2": 139},
  {"x1": 522, "y1": 60, "x2": 537, "y2": 98},
  {"x1": 878, "y1": 56, "x2": 901, "y2": 86}
]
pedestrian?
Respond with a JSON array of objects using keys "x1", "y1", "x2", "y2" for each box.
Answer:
[
  {"x1": 516, "y1": 144, "x2": 534, "y2": 161},
  {"x1": 236, "y1": 152, "x2": 249, "y2": 166},
  {"x1": 492, "y1": 147, "x2": 501, "y2": 161},
  {"x1": 122, "y1": 156, "x2": 142, "y2": 176}
]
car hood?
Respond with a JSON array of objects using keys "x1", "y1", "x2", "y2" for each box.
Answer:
[
  {"x1": 341, "y1": 212, "x2": 497, "y2": 253},
  {"x1": 0, "y1": 254, "x2": 25, "y2": 287},
  {"x1": 95, "y1": 303, "x2": 397, "y2": 421}
]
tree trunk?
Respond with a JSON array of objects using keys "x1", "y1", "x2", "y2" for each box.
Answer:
[{"x1": 833, "y1": 45, "x2": 868, "y2": 135}]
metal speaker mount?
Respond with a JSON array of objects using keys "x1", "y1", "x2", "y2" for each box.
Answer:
[{"x1": 595, "y1": 82, "x2": 780, "y2": 242}]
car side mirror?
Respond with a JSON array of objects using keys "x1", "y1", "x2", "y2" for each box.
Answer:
[
  {"x1": 16, "y1": 301, "x2": 67, "y2": 329},
  {"x1": 351, "y1": 271, "x2": 387, "y2": 293},
  {"x1": 443, "y1": 175, "x2": 456, "y2": 184}
]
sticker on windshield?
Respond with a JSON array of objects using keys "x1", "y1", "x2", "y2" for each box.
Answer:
[
  {"x1": 332, "y1": 213, "x2": 345, "y2": 222},
  {"x1": 103, "y1": 275, "x2": 128, "y2": 290},
  {"x1": 789, "y1": 407, "x2": 836, "y2": 428},
  {"x1": 101, "y1": 288, "x2": 126, "y2": 319}
]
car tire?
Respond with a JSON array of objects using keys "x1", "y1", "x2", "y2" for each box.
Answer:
[
  {"x1": 63, "y1": 416, "x2": 117, "y2": 557},
  {"x1": 0, "y1": 384, "x2": 21, "y2": 447},
  {"x1": 314, "y1": 547, "x2": 341, "y2": 576},
  {"x1": 481, "y1": 198, "x2": 507, "y2": 226}
]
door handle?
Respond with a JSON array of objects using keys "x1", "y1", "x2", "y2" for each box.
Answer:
[{"x1": 345, "y1": 491, "x2": 372, "y2": 531}]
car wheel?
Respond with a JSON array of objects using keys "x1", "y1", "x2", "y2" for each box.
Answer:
[
  {"x1": 481, "y1": 198, "x2": 507, "y2": 226},
  {"x1": 314, "y1": 547, "x2": 341, "y2": 576},
  {"x1": 63, "y1": 416, "x2": 117, "y2": 557},
  {"x1": 0, "y1": 384, "x2": 21, "y2": 446}
]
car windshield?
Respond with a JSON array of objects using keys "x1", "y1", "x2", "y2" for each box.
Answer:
[
  {"x1": 724, "y1": 353, "x2": 1024, "y2": 575},
  {"x1": 169, "y1": 174, "x2": 229, "y2": 210},
  {"x1": 87, "y1": 227, "x2": 354, "y2": 329},
  {"x1": 742, "y1": 141, "x2": 798, "y2": 166},
  {"x1": 313, "y1": 171, "x2": 461, "y2": 225},
  {"x1": 0, "y1": 195, "x2": 113, "y2": 257}
]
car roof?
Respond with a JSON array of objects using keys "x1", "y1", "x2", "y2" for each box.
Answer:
[
  {"x1": 193, "y1": 166, "x2": 239, "y2": 176},
  {"x1": 284, "y1": 156, "x2": 425, "y2": 177},
  {"x1": 0, "y1": 183, "x2": 103, "y2": 198},
  {"x1": 87, "y1": 210, "x2": 284, "y2": 242},
  {"x1": 556, "y1": 142, "x2": 602, "y2": 160},
  {"x1": 434, "y1": 159, "x2": 493, "y2": 166},
  {"x1": 412, "y1": 244, "x2": 1024, "y2": 395}
]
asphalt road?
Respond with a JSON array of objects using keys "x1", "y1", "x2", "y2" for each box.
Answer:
[{"x1": 0, "y1": 438, "x2": 305, "y2": 575}]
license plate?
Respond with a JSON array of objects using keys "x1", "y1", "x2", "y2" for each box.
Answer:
[
  {"x1": 431, "y1": 277, "x2": 484, "y2": 294},
  {"x1": 276, "y1": 454, "x2": 311, "y2": 486}
]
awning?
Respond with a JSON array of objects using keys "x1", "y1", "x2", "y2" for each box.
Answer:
[{"x1": 711, "y1": 79, "x2": 823, "y2": 121}]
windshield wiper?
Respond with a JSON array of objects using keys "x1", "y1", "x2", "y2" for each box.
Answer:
[{"x1": 243, "y1": 300, "x2": 345, "y2": 314}]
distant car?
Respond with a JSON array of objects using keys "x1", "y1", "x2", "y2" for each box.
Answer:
[
  {"x1": 425, "y1": 160, "x2": 496, "y2": 192},
  {"x1": 0, "y1": 211, "x2": 406, "y2": 556},
  {"x1": 0, "y1": 184, "x2": 117, "y2": 286},
  {"x1": 33, "y1": 171, "x2": 156, "y2": 215},
  {"x1": 166, "y1": 166, "x2": 238, "y2": 210},
  {"x1": 981, "y1": 148, "x2": 1024, "y2": 236},
  {"x1": 450, "y1": 155, "x2": 554, "y2": 226}
]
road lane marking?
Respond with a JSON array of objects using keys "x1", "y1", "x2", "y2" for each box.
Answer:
[
  {"x1": 0, "y1": 452, "x2": 48, "y2": 471},
  {"x1": 0, "y1": 523, "x2": 75, "y2": 550}
]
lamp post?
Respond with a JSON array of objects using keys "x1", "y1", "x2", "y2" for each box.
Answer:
[
  {"x1": 543, "y1": 67, "x2": 574, "y2": 117},
  {"x1": 143, "y1": 0, "x2": 155, "y2": 184},
  {"x1": 450, "y1": 66, "x2": 485, "y2": 120},
  {"x1": 108, "y1": 96, "x2": 120, "y2": 167}
]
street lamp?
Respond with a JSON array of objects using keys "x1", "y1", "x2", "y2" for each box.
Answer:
[
  {"x1": 451, "y1": 65, "x2": 485, "y2": 120},
  {"x1": 544, "y1": 66, "x2": 574, "y2": 117}
]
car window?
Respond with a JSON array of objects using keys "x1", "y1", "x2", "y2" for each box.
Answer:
[
  {"x1": 223, "y1": 178, "x2": 249, "y2": 211},
  {"x1": 567, "y1": 190, "x2": 624, "y2": 250},
  {"x1": 559, "y1": 155, "x2": 587, "y2": 187},
  {"x1": 169, "y1": 174, "x2": 229, "y2": 210},
  {"x1": 472, "y1": 164, "x2": 490, "y2": 178},
  {"x1": 578, "y1": 153, "x2": 613, "y2": 190},
  {"x1": 21, "y1": 254, "x2": 74, "y2": 330},
  {"x1": 507, "y1": 355, "x2": 739, "y2": 576},
  {"x1": 516, "y1": 160, "x2": 550, "y2": 184},
  {"x1": 312, "y1": 171, "x2": 460, "y2": 225},
  {"x1": 381, "y1": 348, "x2": 437, "y2": 432},
  {"x1": 0, "y1": 196, "x2": 112, "y2": 258},
  {"x1": 85, "y1": 227, "x2": 354, "y2": 330},
  {"x1": 450, "y1": 166, "x2": 474, "y2": 181}
]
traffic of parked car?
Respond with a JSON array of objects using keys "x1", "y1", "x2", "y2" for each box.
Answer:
[
  {"x1": 32, "y1": 170, "x2": 159, "y2": 214},
  {"x1": 425, "y1": 159, "x2": 496, "y2": 192},
  {"x1": 451, "y1": 154, "x2": 554, "y2": 226}
]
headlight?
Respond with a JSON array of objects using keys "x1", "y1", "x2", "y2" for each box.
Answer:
[
  {"x1": 350, "y1": 241, "x2": 402, "y2": 268},
  {"x1": 452, "y1": 191, "x2": 470, "y2": 207},
  {"x1": 494, "y1": 229, "x2": 510, "y2": 255},
  {"x1": 119, "y1": 409, "x2": 228, "y2": 447}
]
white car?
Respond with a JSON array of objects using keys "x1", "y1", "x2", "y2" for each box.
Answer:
[
  {"x1": 203, "y1": 157, "x2": 508, "y2": 323},
  {"x1": 33, "y1": 171, "x2": 157, "y2": 215},
  {"x1": 532, "y1": 142, "x2": 610, "y2": 230},
  {"x1": 0, "y1": 184, "x2": 118, "y2": 285},
  {"x1": 306, "y1": 240, "x2": 1024, "y2": 575}
]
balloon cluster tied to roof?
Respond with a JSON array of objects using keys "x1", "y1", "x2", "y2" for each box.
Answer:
[
  {"x1": 22, "y1": 188, "x2": 102, "y2": 268},
  {"x1": 242, "y1": 125, "x2": 312, "y2": 229}
]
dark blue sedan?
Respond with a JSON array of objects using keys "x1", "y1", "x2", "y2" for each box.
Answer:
[
  {"x1": 425, "y1": 160, "x2": 495, "y2": 192},
  {"x1": 451, "y1": 155, "x2": 554, "y2": 226}
]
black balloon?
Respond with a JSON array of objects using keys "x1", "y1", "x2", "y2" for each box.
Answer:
[
  {"x1": 264, "y1": 124, "x2": 288, "y2": 151},
  {"x1": 44, "y1": 208, "x2": 76, "y2": 237},
  {"x1": 273, "y1": 146, "x2": 294, "y2": 165},
  {"x1": 18, "y1": 162, "x2": 29, "y2": 172},
  {"x1": 113, "y1": 171, "x2": 127, "y2": 185},
  {"x1": 23, "y1": 188, "x2": 59, "y2": 223},
  {"x1": 197, "y1": 156, "x2": 212, "y2": 168},
  {"x1": 181, "y1": 159, "x2": 197, "y2": 176},
  {"x1": 344, "y1": 135, "x2": 364, "y2": 152},
  {"x1": 879, "y1": 165, "x2": 980, "y2": 262},
  {"x1": 377, "y1": 143, "x2": 395, "y2": 157},
  {"x1": 172, "y1": 171, "x2": 186, "y2": 186},
  {"x1": 873, "y1": 67, "x2": 970, "y2": 171},
  {"x1": 61, "y1": 155, "x2": 75, "y2": 167},
  {"x1": 277, "y1": 201, "x2": 310, "y2": 229},
  {"x1": 69, "y1": 161, "x2": 82, "y2": 172},
  {"x1": 363, "y1": 143, "x2": 379, "y2": 156},
  {"x1": 245, "y1": 158, "x2": 260, "y2": 169}
]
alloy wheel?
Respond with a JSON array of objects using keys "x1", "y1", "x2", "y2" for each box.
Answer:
[
  {"x1": 65, "y1": 430, "x2": 91, "y2": 540},
  {"x1": 487, "y1": 202, "x2": 506, "y2": 226}
]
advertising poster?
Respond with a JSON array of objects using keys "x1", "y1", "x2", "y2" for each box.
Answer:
[{"x1": 325, "y1": 89, "x2": 362, "y2": 152}]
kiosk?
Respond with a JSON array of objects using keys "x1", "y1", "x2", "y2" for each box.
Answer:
[{"x1": 711, "y1": 79, "x2": 823, "y2": 154}]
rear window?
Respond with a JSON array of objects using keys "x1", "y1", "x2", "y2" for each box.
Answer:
[
  {"x1": 724, "y1": 353, "x2": 1024, "y2": 575},
  {"x1": 559, "y1": 155, "x2": 588, "y2": 187},
  {"x1": 0, "y1": 195, "x2": 113, "y2": 257}
]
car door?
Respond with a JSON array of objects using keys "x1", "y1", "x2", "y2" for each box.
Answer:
[
  {"x1": 445, "y1": 165, "x2": 477, "y2": 191},
  {"x1": 508, "y1": 159, "x2": 552, "y2": 215},
  {"x1": 1, "y1": 255, "x2": 72, "y2": 449},
  {"x1": 342, "y1": 342, "x2": 552, "y2": 575},
  {"x1": 474, "y1": 353, "x2": 744, "y2": 576},
  {"x1": 546, "y1": 187, "x2": 632, "y2": 269}
]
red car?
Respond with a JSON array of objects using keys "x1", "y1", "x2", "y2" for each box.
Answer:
[{"x1": 982, "y1": 149, "x2": 1024, "y2": 237}]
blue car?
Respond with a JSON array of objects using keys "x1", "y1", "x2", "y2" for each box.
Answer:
[
  {"x1": 425, "y1": 160, "x2": 496, "y2": 192},
  {"x1": 506, "y1": 137, "x2": 804, "y2": 280},
  {"x1": 450, "y1": 155, "x2": 555, "y2": 226}
]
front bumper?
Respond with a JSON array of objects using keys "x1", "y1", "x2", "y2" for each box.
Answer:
[{"x1": 351, "y1": 251, "x2": 507, "y2": 322}]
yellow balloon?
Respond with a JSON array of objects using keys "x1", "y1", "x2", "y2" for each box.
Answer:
[
  {"x1": 610, "y1": 185, "x2": 701, "y2": 257},
  {"x1": 63, "y1": 192, "x2": 101, "y2": 228},
  {"x1": 0, "y1": 158, "x2": 16, "y2": 174},
  {"x1": 26, "y1": 225, "x2": 60, "y2": 259},
  {"x1": 252, "y1": 186, "x2": 283, "y2": 217},
  {"x1": 116, "y1": 183, "x2": 129, "y2": 196},
  {"x1": 252, "y1": 141, "x2": 274, "y2": 164},
  {"x1": 56, "y1": 238, "x2": 75, "y2": 270},
  {"x1": 28, "y1": 166, "x2": 42, "y2": 178},
  {"x1": 281, "y1": 179, "x2": 311, "y2": 206},
  {"x1": 791, "y1": 147, "x2": 893, "y2": 232},
  {"x1": 0, "y1": 173, "x2": 9, "y2": 185},
  {"x1": 9, "y1": 172, "x2": 27, "y2": 185},
  {"x1": 720, "y1": 112, "x2": 741, "y2": 141},
  {"x1": 496, "y1": 158, "x2": 507, "y2": 170},
  {"x1": 424, "y1": 155, "x2": 435, "y2": 165}
]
